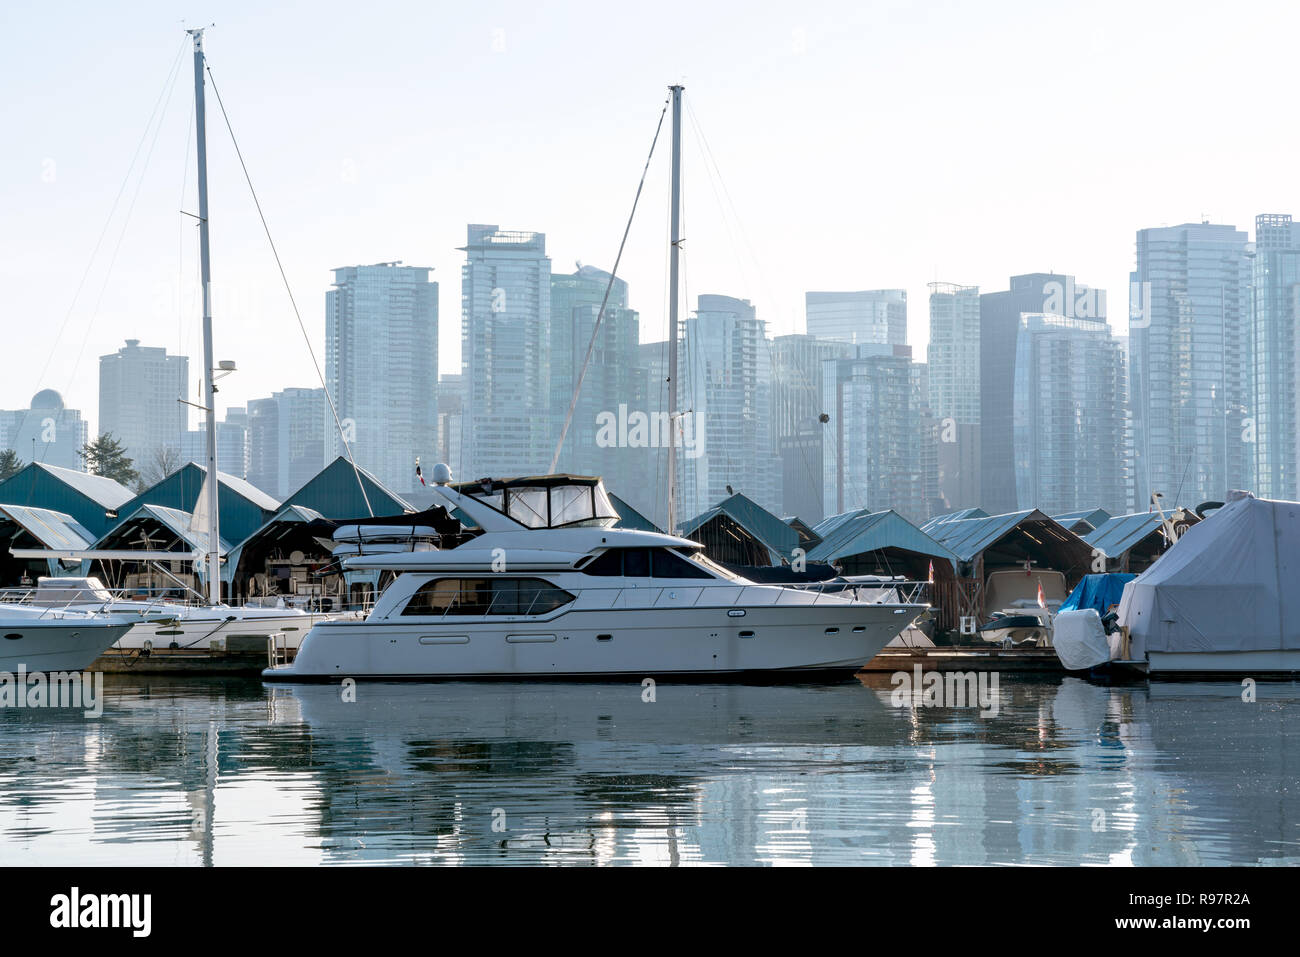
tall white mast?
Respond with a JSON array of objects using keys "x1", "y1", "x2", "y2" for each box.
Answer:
[
  {"x1": 189, "y1": 28, "x2": 223, "y2": 603},
  {"x1": 666, "y1": 84, "x2": 683, "y2": 535}
]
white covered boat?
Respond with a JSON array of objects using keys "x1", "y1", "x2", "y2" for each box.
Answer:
[{"x1": 1119, "y1": 491, "x2": 1300, "y2": 674}]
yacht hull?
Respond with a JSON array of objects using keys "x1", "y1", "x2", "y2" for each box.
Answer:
[
  {"x1": 263, "y1": 603, "x2": 925, "y2": 680},
  {"x1": 0, "y1": 620, "x2": 134, "y2": 672}
]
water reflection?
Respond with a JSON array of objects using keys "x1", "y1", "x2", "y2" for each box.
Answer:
[{"x1": 0, "y1": 675, "x2": 1295, "y2": 865}]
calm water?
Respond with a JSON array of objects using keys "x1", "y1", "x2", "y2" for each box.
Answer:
[{"x1": 0, "y1": 674, "x2": 1295, "y2": 866}]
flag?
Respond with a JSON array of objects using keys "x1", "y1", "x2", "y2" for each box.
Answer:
[
  {"x1": 415, "y1": 459, "x2": 426, "y2": 486},
  {"x1": 927, "y1": 560, "x2": 934, "y2": 584},
  {"x1": 1037, "y1": 581, "x2": 1046, "y2": 609}
]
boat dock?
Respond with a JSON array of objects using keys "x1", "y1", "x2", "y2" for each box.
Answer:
[{"x1": 858, "y1": 646, "x2": 1070, "y2": 673}]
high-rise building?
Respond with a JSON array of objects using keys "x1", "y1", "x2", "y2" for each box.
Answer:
[
  {"x1": 927, "y1": 284, "x2": 981, "y2": 510},
  {"x1": 981, "y1": 273, "x2": 1109, "y2": 512},
  {"x1": 326, "y1": 262, "x2": 438, "y2": 493},
  {"x1": 822, "y1": 344, "x2": 932, "y2": 523},
  {"x1": 1130, "y1": 223, "x2": 1252, "y2": 509},
  {"x1": 435, "y1": 374, "x2": 466, "y2": 479},
  {"x1": 97, "y1": 339, "x2": 188, "y2": 469},
  {"x1": 180, "y1": 408, "x2": 249, "y2": 479},
  {"x1": 0, "y1": 390, "x2": 89, "y2": 471},
  {"x1": 680, "y1": 295, "x2": 781, "y2": 519},
  {"x1": 550, "y1": 265, "x2": 640, "y2": 498},
  {"x1": 1011, "y1": 314, "x2": 1129, "y2": 514},
  {"x1": 1251, "y1": 213, "x2": 1300, "y2": 500},
  {"x1": 771, "y1": 334, "x2": 853, "y2": 522},
  {"x1": 460, "y1": 225, "x2": 551, "y2": 478},
  {"x1": 805, "y1": 290, "x2": 907, "y2": 347},
  {"x1": 248, "y1": 388, "x2": 327, "y2": 500}
]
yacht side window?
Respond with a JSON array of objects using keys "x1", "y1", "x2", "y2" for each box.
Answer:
[
  {"x1": 651, "y1": 549, "x2": 713, "y2": 579},
  {"x1": 401, "y1": 578, "x2": 575, "y2": 616}
]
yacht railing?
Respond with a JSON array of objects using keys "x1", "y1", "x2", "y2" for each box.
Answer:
[{"x1": 401, "y1": 578, "x2": 931, "y2": 621}]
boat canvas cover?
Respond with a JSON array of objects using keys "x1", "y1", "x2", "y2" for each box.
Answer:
[
  {"x1": 1119, "y1": 493, "x2": 1300, "y2": 656},
  {"x1": 1059, "y1": 573, "x2": 1134, "y2": 614},
  {"x1": 1053, "y1": 609, "x2": 1110, "y2": 671}
]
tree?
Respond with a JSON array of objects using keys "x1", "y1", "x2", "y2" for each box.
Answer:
[
  {"x1": 82, "y1": 433, "x2": 139, "y2": 487},
  {"x1": 137, "y1": 445, "x2": 184, "y2": 492},
  {"x1": 0, "y1": 449, "x2": 22, "y2": 482}
]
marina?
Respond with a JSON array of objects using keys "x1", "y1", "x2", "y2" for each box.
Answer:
[{"x1": 2, "y1": 6, "x2": 1297, "y2": 907}]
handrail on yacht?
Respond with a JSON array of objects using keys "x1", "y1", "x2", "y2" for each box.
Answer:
[{"x1": 404, "y1": 578, "x2": 930, "y2": 621}]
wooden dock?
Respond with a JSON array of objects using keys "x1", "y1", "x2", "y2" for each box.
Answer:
[{"x1": 88, "y1": 635, "x2": 288, "y2": 676}]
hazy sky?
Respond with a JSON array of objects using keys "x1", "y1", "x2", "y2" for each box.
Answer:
[{"x1": 2, "y1": 0, "x2": 1296, "y2": 434}]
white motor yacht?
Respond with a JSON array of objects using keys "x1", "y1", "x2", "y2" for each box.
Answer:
[
  {"x1": 25, "y1": 577, "x2": 350, "y2": 653},
  {"x1": 264, "y1": 472, "x2": 927, "y2": 681},
  {"x1": 0, "y1": 604, "x2": 134, "y2": 672}
]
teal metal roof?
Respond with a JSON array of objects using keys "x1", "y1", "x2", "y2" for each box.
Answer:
[
  {"x1": 95, "y1": 503, "x2": 233, "y2": 556},
  {"x1": 782, "y1": 516, "x2": 822, "y2": 550},
  {"x1": 610, "y1": 494, "x2": 661, "y2": 532},
  {"x1": 121, "y1": 463, "x2": 277, "y2": 545},
  {"x1": 807, "y1": 509, "x2": 959, "y2": 566},
  {"x1": 281, "y1": 457, "x2": 412, "y2": 518},
  {"x1": 923, "y1": 506, "x2": 989, "y2": 530},
  {"x1": 921, "y1": 508, "x2": 1057, "y2": 562},
  {"x1": 1084, "y1": 511, "x2": 1198, "y2": 557},
  {"x1": 680, "y1": 492, "x2": 799, "y2": 562},
  {"x1": 0, "y1": 504, "x2": 95, "y2": 551},
  {"x1": 814, "y1": 508, "x2": 871, "y2": 540},
  {"x1": 1052, "y1": 507, "x2": 1111, "y2": 533},
  {"x1": 223, "y1": 504, "x2": 327, "y2": 585},
  {"x1": 33, "y1": 463, "x2": 135, "y2": 509},
  {"x1": 0, "y1": 462, "x2": 133, "y2": 538}
]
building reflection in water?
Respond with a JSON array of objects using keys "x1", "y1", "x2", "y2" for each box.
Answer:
[{"x1": 0, "y1": 675, "x2": 1294, "y2": 865}]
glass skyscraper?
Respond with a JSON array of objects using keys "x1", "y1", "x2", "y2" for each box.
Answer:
[
  {"x1": 326, "y1": 262, "x2": 438, "y2": 494},
  {"x1": 805, "y1": 290, "x2": 907, "y2": 347},
  {"x1": 1251, "y1": 213, "x2": 1300, "y2": 500},
  {"x1": 1012, "y1": 314, "x2": 1128, "y2": 514},
  {"x1": 1130, "y1": 223, "x2": 1252, "y2": 509},
  {"x1": 460, "y1": 225, "x2": 551, "y2": 479}
]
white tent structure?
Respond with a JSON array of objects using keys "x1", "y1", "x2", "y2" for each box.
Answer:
[{"x1": 1119, "y1": 491, "x2": 1300, "y2": 673}]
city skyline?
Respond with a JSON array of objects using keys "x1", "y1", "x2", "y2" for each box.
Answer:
[{"x1": 4, "y1": 1, "x2": 1297, "y2": 422}]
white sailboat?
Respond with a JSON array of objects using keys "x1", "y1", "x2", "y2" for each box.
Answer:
[{"x1": 11, "y1": 30, "x2": 355, "y2": 656}]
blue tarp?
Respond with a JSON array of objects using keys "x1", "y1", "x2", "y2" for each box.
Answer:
[{"x1": 1059, "y1": 573, "x2": 1134, "y2": 614}]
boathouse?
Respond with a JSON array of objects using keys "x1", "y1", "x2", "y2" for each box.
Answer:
[
  {"x1": 1084, "y1": 509, "x2": 1200, "y2": 573},
  {"x1": 680, "y1": 492, "x2": 800, "y2": 567},
  {"x1": 0, "y1": 462, "x2": 133, "y2": 539}
]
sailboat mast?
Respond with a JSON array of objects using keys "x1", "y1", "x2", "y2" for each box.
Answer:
[
  {"x1": 190, "y1": 28, "x2": 223, "y2": 603},
  {"x1": 666, "y1": 84, "x2": 683, "y2": 535}
]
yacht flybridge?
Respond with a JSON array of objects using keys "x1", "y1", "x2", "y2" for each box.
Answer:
[{"x1": 262, "y1": 471, "x2": 927, "y2": 681}]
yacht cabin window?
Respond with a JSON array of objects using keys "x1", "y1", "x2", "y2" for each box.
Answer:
[
  {"x1": 401, "y1": 578, "x2": 576, "y2": 616},
  {"x1": 580, "y1": 547, "x2": 714, "y2": 579}
]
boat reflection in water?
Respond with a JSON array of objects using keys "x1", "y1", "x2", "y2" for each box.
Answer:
[{"x1": 0, "y1": 676, "x2": 1295, "y2": 865}]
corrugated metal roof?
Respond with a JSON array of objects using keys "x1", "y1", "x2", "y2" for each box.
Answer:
[
  {"x1": 610, "y1": 494, "x2": 661, "y2": 532},
  {"x1": 227, "y1": 503, "x2": 326, "y2": 552},
  {"x1": 813, "y1": 508, "x2": 871, "y2": 540},
  {"x1": 807, "y1": 509, "x2": 959, "y2": 565},
  {"x1": 1084, "y1": 511, "x2": 1170, "y2": 557},
  {"x1": 922, "y1": 508, "x2": 1056, "y2": 562},
  {"x1": 123, "y1": 463, "x2": 278, "y2": 545},
  {"x1": 1052, "y1": 507, "x2": 1111, "y2": 533},
  {"x1": 282, "y1": 457, "x2": 412, "y2": 518},
  {"x1": 922, "y1": 506, "x2": 989, "y2": 532},
  {"x1": 34, "y1": 463, "x2": 135, "y2": 508},
  {"x1": 95, "y1": 503, "x2": 232, "y2": 555},
  {"x1": 680, "y1": 492, "x2": 799, "y2": 562},
  {"x1": 0, "y1": 505, "x2": 95, "y2": 551}
]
